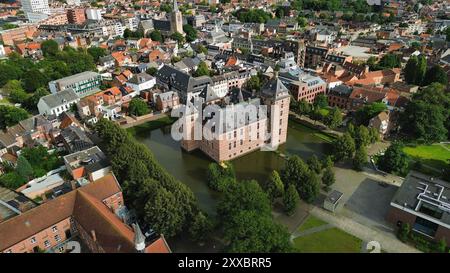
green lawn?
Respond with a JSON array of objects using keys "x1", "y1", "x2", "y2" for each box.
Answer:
[
  {"x1": 403, "y1": 144, "x2": 450, "y2": 171},
  {"x1": 298, "y1": 215, "x2": 328, "y2": 232},
  {"x1": 293, "y1": 227, "x2": 363, "y2": 253}
]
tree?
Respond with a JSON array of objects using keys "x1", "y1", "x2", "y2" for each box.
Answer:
[
  {"x1": 246, "y1": 75, "x2": 261, "y2": 92},
  {"x1": 436, "y1": 238, "x2": 447, "y2": 253},
  {"x1": 223, "y1": 210, "x2": 292, "y2": 253},
  {"x1": 297, "y1": 99, "x2": 311, "y2": 115},
  {"x1": 218, "y1": 180, "x2": 271, "y2": 219},
  {"x1": 369, "y1": 127, "x2": 380, "y2": 144},
  {"x1": 16, "y1": 155, "x2": 34, "y2": 180},
  {"x1": 0, "y1": 105, "x2": 29, "y2": 129},
  {"x1": 397, "y1": 223, "x2": 410, "y2": 242},
  {"x1": 297, "y1": 16, "x2": 307, "y2": 28},
  {"x1": 262, "y1": 170, "x2": 285, "y2": 203},
  {"x1": 324, "y1": 107, "x2": 342, "y2": 129},
  {"x1": 282, "y1": 155, "x2": 310, "y2": 188},
  {"x1": 41, "y1": 39, "x2": 59, "y2": 57},
  {"x1": 353, "y1": 145, "x2": 368, "y2": 171},
  {"x1": 378, "y1": 53, "x2": 401, "y2": 69},
  {"x1": 160, "y1": 3, "x2": 172, "y2": 12},
  {"x1": 128, "y1": 98, "x2": 150, "y2": 116},
  {"x1": 188, "y1": 211, "x2": 213, "y2": 242},
  {"x1": 143, "y1": 187, "x2": 184, "y2": 237},
  {"x1": 313, "y1": 93, "x2": 328, "y2": 109},
  {"x1": 400, "y1": 100, "x2": 447, "y2": 143},
  {"x1": 0, "y1": 63, "x2": 21, "y2": 86},
  {"x1": 0, "y1": 172, "x2": 27, "y2": 189},
  {"x1": 307, "y1": 155, "x2": 322, "y2": 174},
  {"x1": 404, "y1": 55, "x2": 426, "y2": 85},
  {"x1": 378, "y1": 143, "x2": 409, "y2": 175},
  {"x1": 283, "y1": 184, "x2": 299, "y2": 216},
  {"x1": 3, "y1": 80, "x2": 28, "y2": 103},
  {"x1": 423, "y1": 65, "x2": 448, "y2": 86},
  {"x1": 149, "y1": 30, "x2": 163, "y2": 42},
  {"x1": 23, "y1": 87, "x2": 50, "y2": 111},
  {"x1": 170, "y1": 32, "x2": 185, "y2": 46},
  {"x1": 322, "y1": 166, "x2": 335, "y2": 190},
  {"x1": 196, "y1": 44, "x2": 208, "y2": 54},
  {"x1": 87, "y1": 46, "x2": 107, "y2": 62},
  {"x1": 332, "y1": 133, "x2": 356, "y2": 161},
  {"x1": 193, "y1": 61, "x2": 210, "y2": 77},
  {"x1": 183, "y1": 24, "x2": 198, "y2": 42},
  {"x1": 22, "y1": 68, "x2": 48, "y2": 92},
  {"x1": 354, "y1": 102, "x2": 387, "y2": 125},
  {"x1": 146, "y1": 67, "x2": 158, "y2": 76},
  {"x1": 354, "y1": 125, "x2": 371, "y2": 148},
  {"x1": 206, "y1": 162, "x2": 236, "y2": 192},
  {"x1": 322, "y1": 155, "x2": 334, "y2": 169},
  {"x1": 298, "y1": 171, "x2": 320, "y2": 203}
]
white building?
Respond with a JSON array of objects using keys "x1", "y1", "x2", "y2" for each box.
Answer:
[
  {"x1": 122, "y1": 17, "x2": 139, "y2": 31},
  {"x1": 21, "y1": 0, "x2": 51, "y2": 23},
  {"x1": 37, "y1": 89, "x2": 80, "y2": 116},
  {"x1": 125, "y1": 73, "x2": 156, "y2": 93},
  {"x1": 86, "y1": 8, "x2": 102, "y2": 21}
]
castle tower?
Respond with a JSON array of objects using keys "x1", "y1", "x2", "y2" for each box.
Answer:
[
  {"x1": 260, "y1": 72, "x2": 290, "y2": 149},
  {"x1": 170, "y1": 0, "x2": 184, "y2": 35}
]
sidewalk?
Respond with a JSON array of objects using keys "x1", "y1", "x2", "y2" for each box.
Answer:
[{"x1": 310, "y1": 207, "x2": 421, "y2": 253}]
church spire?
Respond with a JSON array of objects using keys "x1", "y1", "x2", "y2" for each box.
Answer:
[
  {"x1": 132, "y1": 223, "x2": 146, "y2": 253},
  {"x1": 173, "y1": 0, "x2": 179, "y2": 12}
]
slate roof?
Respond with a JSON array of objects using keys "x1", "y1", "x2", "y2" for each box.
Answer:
[
  {"x1": 155, "y1": 65, "x2": 212, "y2": 95},
  {"x1": 40, "y1": 89, "x2": 79, "y2": 109},
  {"x1": 261, "y1": 76, "x2": 289, "y2": 99}
]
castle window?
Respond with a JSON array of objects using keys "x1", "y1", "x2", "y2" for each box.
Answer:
[
  {"x1": 30, "y1": 237, "x2": 36, "y2": 244},
  {"x1": 44, "y1": 240, "x2": 50, "y2": 248}
]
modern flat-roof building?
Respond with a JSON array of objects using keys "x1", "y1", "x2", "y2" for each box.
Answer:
[
  {"x1": 387, "y1": 171, "x2": 450, "y2": 242},
  {"x1": 49, "y1": 71, "x2": 102, "y2": 98},
  {"x1": 21, "y1": 0, "x2": 50, "y2": 22}
]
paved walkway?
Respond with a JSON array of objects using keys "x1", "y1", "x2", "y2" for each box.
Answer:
[
  {"x1": 309, "y1": 207, "x2": 421, "y2": 253},
  {"x1": 290, "y1": 224, "x2": 334, "y2": 242}
]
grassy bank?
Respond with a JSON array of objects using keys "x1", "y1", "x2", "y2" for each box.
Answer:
[
  {"x1": 403, "y1": 144, "x2": 450, "y2": 171},
  {"x1": 127, "y1": 115, "x2": 177, "y2": 136},
  {"x1": 288, "y1": 116, "x2": 338, "y2": 143}
]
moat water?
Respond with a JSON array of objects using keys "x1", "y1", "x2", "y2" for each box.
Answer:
[{"x1": 131, "y1": 120, "x2": 331, "y2": 216}]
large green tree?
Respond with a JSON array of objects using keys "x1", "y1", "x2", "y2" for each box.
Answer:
[
  {"x1": 322, "y1": 166, "x2": 335, "y2": 190},
  {"x1": 262, "y1": 170, "x2": 285, "y2": 203},
  {"x1": 378, "y1": 143, "x2": 409, "y2": 175},
  {"x1": 332, "y1": 133, "x2": 356, "y2": 161},
  {"x1": 128, "y1": 98, "x2": 150, "y2": 116},
  {"x1": 404, "y1": 55, "x2": 426, "y2": 86},
  {"x1": 41, "y1": 39, "x2": 59, "y2": 58},
  {"x1": 183, "y1": 24, "x2": 198, "y2": 42},
  {"x1": 87, "y1": 46, "x2": 107, "y2": 62},
  {"x1": 223, "y1": 210, "x2": 292, "y2": 253},
  {"x1": 423, "y1": 65, "x2": 448, "y2": 86},
  {"x1": 0, "y1": 105, "x2": 29, "y2": 129},
  {"x1": 283, "y1": 184, "x2": 299, "y2": 216},
  {"x1": 400, "y1": 83, "x2": 449, "y2": 143},
  {"x1": 353, "y1": 145, "x2": 368, "y2": 171},
  {"x1": 16, "y1": 155, "x2": 34, "y2": 180},
  {"x1": 193, "y1": 61, "x2": 210, "y2": 77},
  {"x1": 282, "y1": 155, "x2": 310, "y2": 187}
]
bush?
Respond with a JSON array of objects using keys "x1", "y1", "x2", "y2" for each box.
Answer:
[{"x1": 0, "y1": 172, "x2": 27, "y2": 189}]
